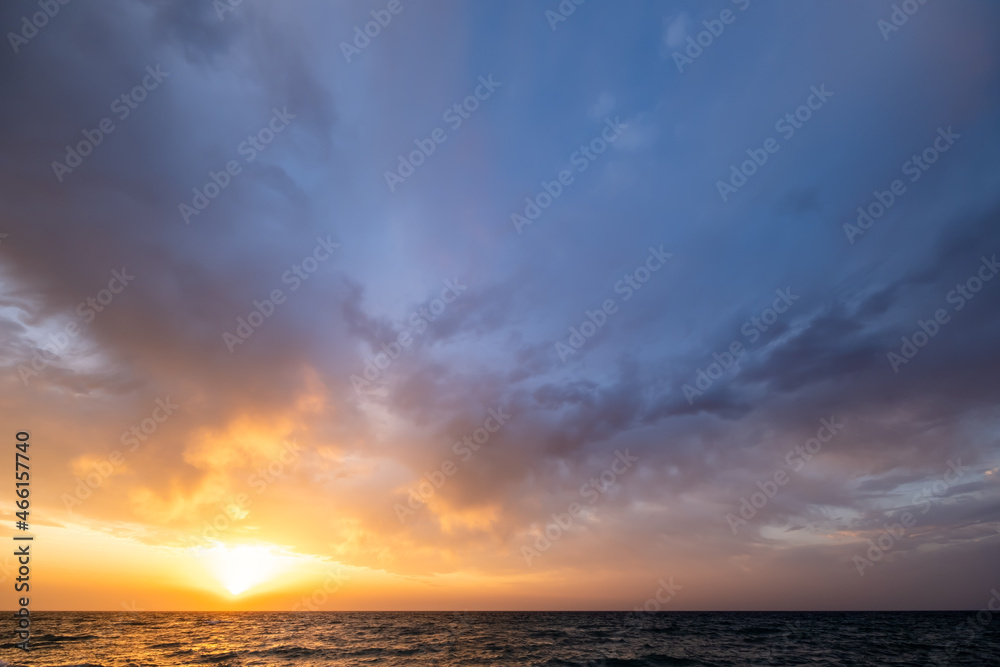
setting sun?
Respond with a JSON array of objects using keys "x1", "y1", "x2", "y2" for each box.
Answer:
[{"x1": 204, "y1": 544, "x2": 287, "y2": 596}]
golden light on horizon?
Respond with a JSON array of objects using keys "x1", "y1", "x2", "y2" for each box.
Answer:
[{"x1": 203, "y1": 544, "x2": 289, "y2": 596}]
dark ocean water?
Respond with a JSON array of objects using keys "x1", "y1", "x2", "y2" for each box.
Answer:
[{"x1": 2, "y1": 611, "x2": 998, "y2": 666}]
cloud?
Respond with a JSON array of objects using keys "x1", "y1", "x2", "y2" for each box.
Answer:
[
  {"x1": 2, "y1": 0, "x2": 1000, "y2": 610},
  {"x1": 662, "y1": 14, "x2": 688, "y2": 50},
  {"x1": 588, "y1": 92, "x2": 616, "y2": 120}
]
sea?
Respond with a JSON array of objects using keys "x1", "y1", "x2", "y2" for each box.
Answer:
[{"x1": 2, "y1": 611, "x2": 998, "y2": 666}]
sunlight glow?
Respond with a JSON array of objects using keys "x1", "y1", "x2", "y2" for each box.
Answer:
[{"x1": 204, "y1": 544, "x2": 286, "y2": 595}]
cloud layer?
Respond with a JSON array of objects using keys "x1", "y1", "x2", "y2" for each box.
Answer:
[{"x1": 1, "y1": 0, "x2": 999, "y2": 609}]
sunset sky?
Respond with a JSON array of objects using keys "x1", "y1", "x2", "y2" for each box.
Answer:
[{"x1": 1, "y1": 0, "x2": 999, "y2": 611}]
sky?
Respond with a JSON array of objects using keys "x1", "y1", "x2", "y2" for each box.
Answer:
[{"x1": 0, "y1": 0, "x2": 999, "y2": 612}]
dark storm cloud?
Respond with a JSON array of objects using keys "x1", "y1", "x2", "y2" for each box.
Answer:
[{"x1": 0, "y1": 0, "x2": 346, "y2": 407}]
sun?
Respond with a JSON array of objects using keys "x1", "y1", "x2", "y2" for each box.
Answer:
[{"x1": 204, "y1": 544, "x2": 286, "y2": 595}]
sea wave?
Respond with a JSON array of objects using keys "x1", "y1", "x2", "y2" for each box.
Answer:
[{"x1": 9, "y1": 611, "x2": 998, "y2": 667}]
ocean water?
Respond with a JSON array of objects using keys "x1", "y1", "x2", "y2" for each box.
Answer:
[{"x1": 2, "y1": 611, "x2": 997, "y2": 666}]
